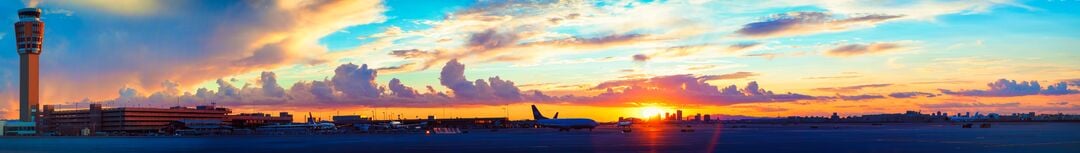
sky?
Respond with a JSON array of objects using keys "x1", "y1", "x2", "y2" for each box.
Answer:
[{"x1": 1, "y1": 0, "x2": 1078, "y2": 122}]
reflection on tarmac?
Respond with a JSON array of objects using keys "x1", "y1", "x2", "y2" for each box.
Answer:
[{"x1": 2, "y1": 123, "x2": 1079, "y2": 153}]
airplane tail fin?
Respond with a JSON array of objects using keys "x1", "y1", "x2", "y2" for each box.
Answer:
[
  {"x1": 553, "y1": 112, "x2": 559, "y2": 119},
  {"x1": 531, "y1": 105, "x2": 548, "y2": 120},
  {"x1": 307, "y1": 112, "x2": 316, "y2": 124}
]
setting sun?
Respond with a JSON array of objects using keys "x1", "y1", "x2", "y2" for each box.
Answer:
[{"x1": 639, "y1": 106, "x2": 666, "y2": 120}]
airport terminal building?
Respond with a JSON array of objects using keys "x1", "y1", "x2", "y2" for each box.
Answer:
[{"x1": 40, "y1": 104, "x2": 231, "y2": 135}]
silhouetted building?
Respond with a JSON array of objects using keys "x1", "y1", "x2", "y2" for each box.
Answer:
[
  {"x1": 703, "y1": 114, "x2": 712, "y2": 122},
  {"x1": 676, "y1": 110, "x2": 683, "y2": 121}
]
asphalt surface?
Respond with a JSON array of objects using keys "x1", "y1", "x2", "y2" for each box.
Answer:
[{"x1": 2, "y1": 122, "x2": 1078, "y2": 153}]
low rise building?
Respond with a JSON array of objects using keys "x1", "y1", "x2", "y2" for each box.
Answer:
[
  {"x1": 40, "y1": 104, "x2": 230, "y2": 136},
  {"x1": 0, "y1": 120, "x2": 37, "y2": 136},
  {"x1": 225, "y1": 112, "x2": 293, "y2": 129}
]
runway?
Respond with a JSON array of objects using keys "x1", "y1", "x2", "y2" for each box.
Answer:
[{"x1": 2, "y1": 122, "x2": 1078, "y2": 153}]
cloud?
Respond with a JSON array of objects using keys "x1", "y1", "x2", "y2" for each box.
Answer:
[
  {"x1": 803, "y1": 75, "x2": 860, "y2": 80},
  {"x1": 388, "y1": 49, "x2": 435, "y2": 59},
  {"x1": 732, "y1": 105, "x2": 788, "y2": 112},
  {"x1": 259, "y1": 72, "x2": 286, "y2": 98},
  {"x1": 439, "y1": 59, "x2": 479, "y2": 99},
  {"x1": 632, "y1": 54, "x2": 650, "y2": 62},
  {"x1": 743, "y1": 51, "x2": 810, "y2": 60},
  {"x1": 35, "y1": 0, "x2": 160, "y2": 16},
  {"x1": 685, "y1": 65, "x2": 717, "y2": 71},
  {"x1": 919, "y1": 102, "x2": 1020, "y2": 109},
  {"x1": 888, "y1": 92, "x2": 937, "y2": 98},
  {"x1": 835, "y1": 94, "x2": 885, "y2": 101},
  {"x1": 331, "y1": 63, "x2": 381, "y2": 99},
  {"x1": 83, "y1": 59, "x2": 556, "y2": 108},
  {"x1": 438, "y1": 59, "x2": 528, "y2": 102},
  {"x1": 117, "y1": 85, "x2": 140, "y2": 102},
  {"x1": 328, "y1": 0, "x2": 716, "y2": 72},
  {"x1": 940, "y1": 79, "x2": 1079, "y2": 97},
  {"x1": 465, "y1": 29, "x2": 521, "y2": 51},
  {"x1": 699, "y1": 72, "x2": 758, "y2": 81},
  {"x1": 644, "y1": 44, "x2": 714, "y2": 60},
  {"x1": 44, "y1": 8, "x2": 75, "y2": 16},
  {"x1": 736, "y1": 12, "x2": 903, "y2": 38},
  {"x1": 0, "y1": 1, "x2": 389, "y2": 107},
  {"x1": 887, "y1": 57, "x2": 905, "y2": 68},
  {"x1": 812, "y1": 84, "x2": 892, "y2": 93},
  {"x1": 732, "y1": 0, "x2": 1023, "y2": 38},
  {"x1": 727, "y1": 42, "x2": 762, "y2": 52},
  {"x1": 803, "y1": 0, "x2": 1026, "y2": 20},
  {"x1": 215, "y1": 79, "x2": 240, "y2": 97},
  {"x1": 824, "y1": 42, "x2": 905, "y2": 57},
  {"x1": 387, "y1": 78, "x2": 419, "y2": 98},
  {"x1": 308, "y1": 80, "x2": 336, "y2": 101},
  {"x1": 744, "y1": 53, "x2": 779, "y2": 60},
  {"x1": 910, "y1": 80, "x2": 973, "y2": 84},
  {"x1": 374, "y1": 63, "x2": 418, "y2": 74},
  {"x1": 1063, "y1": 78, "x2": 1080, "y2": 87},
  {"x1": 587, "y1": 74, "x2": 817, "y2": 105},
  {"x1": 23, "y1": 0, "x2": 41, "y2": 7}
]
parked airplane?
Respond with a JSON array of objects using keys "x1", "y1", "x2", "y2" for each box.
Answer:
[{"x1": 532, "y1": 105, "x2": 599, "y2": 131}]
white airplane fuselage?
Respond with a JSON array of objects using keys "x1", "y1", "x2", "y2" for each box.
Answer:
[
  {"x1": 536, "y1": 118, "x2": 599, "y2": 129},
  {"x1": 532, "y1": 105, "x2": 599, "y2": 130}
]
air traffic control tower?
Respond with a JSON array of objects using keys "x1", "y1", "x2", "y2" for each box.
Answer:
[{"x1": 15, "y1": 8, "x2": 43, "y2": 122}]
